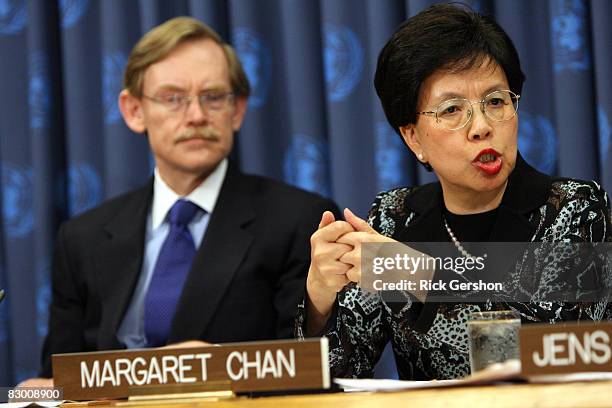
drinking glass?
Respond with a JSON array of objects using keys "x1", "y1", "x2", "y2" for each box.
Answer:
[{"x1": 468, "y1": 310, "x2": 521, "y2": 373}]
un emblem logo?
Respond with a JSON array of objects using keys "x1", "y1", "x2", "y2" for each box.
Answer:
[
  {"x1": 551, "y1": 0, "x2": 590, "y2": 72},
  {"x1": 29, "y1": 52, "x2": 51, "y2": 129},
  {"x1": 103, "y1": 52, "x2": 127, "y2": 124},
  {"x1": 284, "y1": 134, "x2": 331, "y2": 197},
  {"x1": 1, "y1": 163, "x2": 34, "y2": 237},
  {"x1": 375, "y1": 122, "x2": 410, "y2": 191},
  {"x1": 0, "y1": 0, "x2": 26, "y2": 35},
  {"x1": 323, "y1": 24, "x2": 364, "y2": 102},
  {"x1": 234, "y1": 28, "x2": 271, "y2": 108},
  {"x1": 518, "y1": 112, "x2": 558, "y2": 175},
  {"x1": 69, "y1": 163, "x2": 102, "y2": 216},
  {"x1": 60, "y1": 0, "x2": 89, "y2": 28},
  {"x1": 599, "y1": 106, "x2": 610, "y2": 164}
]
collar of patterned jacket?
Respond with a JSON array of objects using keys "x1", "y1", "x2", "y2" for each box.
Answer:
[{"x1": 395, "y1": 152, "x2": 554, "y2": 243}]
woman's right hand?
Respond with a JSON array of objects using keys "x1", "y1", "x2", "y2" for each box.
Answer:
[{"x1": 305, "y1": 211, "x2": 355, "y2": 334}]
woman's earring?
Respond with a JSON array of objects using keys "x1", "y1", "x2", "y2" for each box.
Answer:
[{"x1": 418, "y1": 153, "x2": 424, "y2": 161}]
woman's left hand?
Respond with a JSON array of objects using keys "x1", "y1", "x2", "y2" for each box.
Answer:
[{"x1": 336, "y1": 208, "x2": 397, "y2": 283}]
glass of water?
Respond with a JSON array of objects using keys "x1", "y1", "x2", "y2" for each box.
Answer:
[{"x1": 468, "y1": 310, "x2": 521, "y2": 373}]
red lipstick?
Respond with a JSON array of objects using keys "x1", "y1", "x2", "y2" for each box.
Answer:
[{"x1": 473, "y1": 148, "x2": 502, "y2": 175}]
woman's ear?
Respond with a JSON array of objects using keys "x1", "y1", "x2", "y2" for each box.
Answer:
[
  {"x1": 399, "y1": 124, "x2": 426, "y2": 163},
  {"x1": 118, "y1": 89, "x2": 146, "y2": 133}
]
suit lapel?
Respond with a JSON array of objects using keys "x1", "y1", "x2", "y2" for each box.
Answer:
[
  {"x1": 95, "y1": 182, "x2": 152, "y2": 349},
  {"x1": 490, "y1": 153, "x2": 552, "y2": 242},
  {"x1": 488, "y1": 207, "x2": 534, "y2": 242},
  {"x1": 168, "y1": 165, "x2": 255, "y2": 342},
  {"x1": 394, "y1": 183, "x2": 448, "y2": 244}
]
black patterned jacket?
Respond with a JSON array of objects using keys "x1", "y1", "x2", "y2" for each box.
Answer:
[{"x1": 296, "y1": 155, "x2": 612, "y2": 380}]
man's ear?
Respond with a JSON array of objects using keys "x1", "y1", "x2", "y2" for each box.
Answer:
[
  {"x1": 231, "y1": 96, "x2": 248, "y2": 131},
  {"x1": 118, "y1": 89, "x2": 146, "y2": 133},
  {"x1": 399, "y1": 124, "x2": 427, "y2": 163}
]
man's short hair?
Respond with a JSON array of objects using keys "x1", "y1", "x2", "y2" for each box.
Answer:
[{"x1": 123, "y1": 16, "x2": 250, "y2": 98}]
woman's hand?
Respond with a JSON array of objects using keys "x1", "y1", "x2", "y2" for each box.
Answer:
[
  {"x1": 339, "y1": 208, "x2": 432, "y2": 303},
  {"x1": 306, "y1": 211, "x2": 355, "y2": 334},
  {"x1": 336, "y1": 208, "x2": 398, "y2": 282}
]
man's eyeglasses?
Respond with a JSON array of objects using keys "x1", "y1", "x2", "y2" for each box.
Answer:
[
  {"x1": 416, "y1": 90, "x2": 520, "y2": 130},
  {"x1": 142, "y1": 91, "x2": 235, "y2": 113}
]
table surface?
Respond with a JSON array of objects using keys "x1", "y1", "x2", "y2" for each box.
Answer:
[{"x1": 62, "y1": 380, "x2": 612, "y2": 408}]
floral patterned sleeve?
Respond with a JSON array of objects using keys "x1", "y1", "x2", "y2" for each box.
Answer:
[
  {"x1": 518, "y1": 180, "x2": 612, "y2": 323},
  {"x1": 294, "y1": 180, "x2": 612, "y2": 380},
  {"x1": 295, "y1": 189, "x2": 412, "y2": 378}
]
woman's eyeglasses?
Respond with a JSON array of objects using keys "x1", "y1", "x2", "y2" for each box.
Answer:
[{"x1": 416, "y1": 90, "x2": 520, "y2": 130}]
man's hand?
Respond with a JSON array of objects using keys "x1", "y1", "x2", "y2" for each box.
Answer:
[
  {"x1": 160, "y1": 340, "x2": 215, "y2": 349},
  {"x1": 16, "y1": 378, "x2": 54, "y2": 388}
]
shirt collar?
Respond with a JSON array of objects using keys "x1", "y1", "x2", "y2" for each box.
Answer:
[{"x1": 151, "y1": 159, "x2": 228, "y2": 230}]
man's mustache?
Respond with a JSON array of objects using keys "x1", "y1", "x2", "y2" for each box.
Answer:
[{"x1": 175, "y1": 128, "x2": 220, "y2": 142}]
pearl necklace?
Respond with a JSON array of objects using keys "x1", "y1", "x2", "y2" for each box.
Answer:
[{"x1": 443, "y1": 216, "x2": 476, "y2": 259}]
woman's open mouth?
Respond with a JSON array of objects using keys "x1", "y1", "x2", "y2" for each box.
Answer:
[{"x1": 473, "y1": 148, "x2": 502, "y2": 175}]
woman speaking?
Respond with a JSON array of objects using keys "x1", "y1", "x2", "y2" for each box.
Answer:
[{"x1": 298, "y1": 3, "x2": 612, "y2": 380}]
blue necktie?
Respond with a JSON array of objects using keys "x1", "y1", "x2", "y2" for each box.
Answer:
[{"x1": 144, "y1": 199, "x2": 200, "y2": 347}]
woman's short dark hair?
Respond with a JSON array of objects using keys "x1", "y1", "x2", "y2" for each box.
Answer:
[{"x1": 374, "y1": 3, "x2": 525, "y2": 136}]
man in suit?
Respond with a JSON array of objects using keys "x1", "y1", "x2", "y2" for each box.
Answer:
[{"x1": 25, "y1": 16, "x2": 338, "y2": 383}]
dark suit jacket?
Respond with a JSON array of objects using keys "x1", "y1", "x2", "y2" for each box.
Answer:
[{"x1": 41, "y1": 164, "x2": 339, "y2": 377}]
